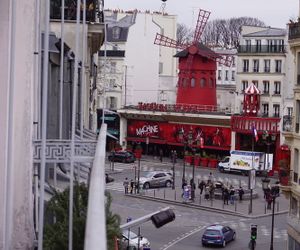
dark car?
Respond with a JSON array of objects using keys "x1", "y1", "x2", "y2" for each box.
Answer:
[
  {"x1": 108, "y1": 151, "x2": 136, "y2": 163},
  {"x1": 202, "y1": 224, "x2": 236, "y2": 247}
]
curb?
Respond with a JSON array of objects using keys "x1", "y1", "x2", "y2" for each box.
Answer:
[{"x1": 126, "y1": 194, "x2": 288, "y2": 219}]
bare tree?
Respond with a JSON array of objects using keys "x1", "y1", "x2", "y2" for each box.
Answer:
[{"x1": 177, "y1": 23, "x2": 194, "y2": 44}]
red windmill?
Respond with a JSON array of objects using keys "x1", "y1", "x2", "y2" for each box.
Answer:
[{"x1": 154, "y1": 9, "x2": 233, "y2": 106}]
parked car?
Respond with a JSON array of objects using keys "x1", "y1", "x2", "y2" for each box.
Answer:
[
  {"x1": 108, "y1": 151, "x2": 136, "y2": 163},
  {"x1": 140, "y1": 171, "x2": 173, "y2": 189},
  {"x1": 120, "y1": 230, "x2": 150, "y2": 250},
  {"x1": 202, "y1": 224, "x2": 236, "y2": 247}
]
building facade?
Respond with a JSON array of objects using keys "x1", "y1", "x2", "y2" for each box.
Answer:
[
  {"x1": 236, "y1": 25, "x2": 293, "y2": 130},
  {"x1": 282, "y1": 15, "x2": 300, "y2": 250}
]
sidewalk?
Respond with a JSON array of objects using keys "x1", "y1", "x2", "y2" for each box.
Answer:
[{"x1": 124, "y1": 155, "x2": 289, "y2": 218}]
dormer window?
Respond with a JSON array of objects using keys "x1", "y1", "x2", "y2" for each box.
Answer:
[{"x1": 112, "y1": 27, "x2": 121, "y2": 39}]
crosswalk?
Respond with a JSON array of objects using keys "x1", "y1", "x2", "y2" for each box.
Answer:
[{"x1": 106, "y1": 164, "x2": 262, "y2": 192}]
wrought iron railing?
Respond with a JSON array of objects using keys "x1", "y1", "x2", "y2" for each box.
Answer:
[
  {"x1": 289, "y1": 22, "x2": 300, "y2": 40},
  {"x1": 238, "y1": 45, "x2": 286, "y2": 54},
  {"x1": 50, "y1": 0, "x2": 104, "y2": 23}
]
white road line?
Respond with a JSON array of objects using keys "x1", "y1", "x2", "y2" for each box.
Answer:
[{"x1": 160, "y1": 225, "x2": 207, "y2": 250}]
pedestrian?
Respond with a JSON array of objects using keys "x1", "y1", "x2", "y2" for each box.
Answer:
[
  {"x1": 229, "y1": 185, "x2": 235, "y2": 205},
  {"x1": 204, "y1": 185, "x2": 210, "y2": 200},
  {"x1": 223, "y1": 187, "x2": 229, "y2": 205},
  {"x1": 209, "y1": 183, "x2": 215, "y2": 200},
  {"x1": 238, "y1": 186, "x2": 244, "y2": 201},
  {"x1": 208, "y1": 172, "x2": 213, "y2": 184},
  {"x1": 266, "y1": 192, "x2": 272, "y2": 210},
  {"x1": 198, "y1": 180, "x2": 205, "y2": 195},
  {"x1": 123, "y1": 177, "x2": 129, "y2": 194},
  {"x1": 159, "y1": 148, "x2": 163, "y2": 162},
  {"x1": 130, "y1": 179, "x2": 134, "y2": 194}
]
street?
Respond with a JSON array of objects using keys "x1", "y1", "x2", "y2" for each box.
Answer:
[{"x1": 107, "y1": 157, "x2": 288, "y2": 250}]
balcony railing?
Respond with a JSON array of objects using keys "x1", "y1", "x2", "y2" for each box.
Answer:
[
  {"x1": 283, "y1": 115, "x2": 293, "y2": 132},
  {"x1": 238, "y1": 45, "x2": 286, "y2": 54},
  {"x1": 50, "y1": 0, "x2": 104, "y2": 23},
  {"x1": 289, "y1": 22, "x2": 300, "y2": 40}
]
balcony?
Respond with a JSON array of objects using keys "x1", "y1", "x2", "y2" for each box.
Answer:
[
  {"x1": 289, "y1": 21, "x2": 300, "y2": 40},
  {"x1": 238, "y1": 45, "x2": 286, "y2": 54}
]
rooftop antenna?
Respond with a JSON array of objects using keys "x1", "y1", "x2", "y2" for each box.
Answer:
[{"x1": 160, "y1": 0, "x2": 167, "y2": 14}]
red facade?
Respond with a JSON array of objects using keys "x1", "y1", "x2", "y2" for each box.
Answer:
[
  {"x1": 176, "y1": 53, "x2": 217, "y2": 106},
  {"x1": 126, "y1": 120, "x2": 231, "y2": 151}
]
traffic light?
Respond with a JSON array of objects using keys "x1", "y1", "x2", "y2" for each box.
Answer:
[
  {"x1": 251, "y1": 225, "x2": 257, "y2": 240},
  {"x1": 151, "y1": 209, "x2": 175, "y2": 228}
]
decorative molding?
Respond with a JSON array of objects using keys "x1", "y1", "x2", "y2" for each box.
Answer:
[{"x1": 33, "y1": 140, "x2": 97, "y2": 163}]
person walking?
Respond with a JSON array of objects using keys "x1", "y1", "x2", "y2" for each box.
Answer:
[
  {"x1": 123, "y1": 177, "x2": 129, "y2": 194},
  {"x1": 208, "y1": 172, "x2": 213, "y2": 184},
  {"x1": 182, "y1": 179, "x2": 187, "y2": 197},
  {"x1": 223, "y1": 187, "x2": 229, "y2": 205},
  {"x1": 130, "y1": 179, "x2": 135, "y2": 194},
  {"x1": 238, "y1": 186, "x2": 244, "y2": 201},
  {"x1": 198, "y1": 180, "x2": 205, "y2": 195},
  {"x1": 209, "y1": 183, "x2": 215, "y2": 200},
  {"x1": 190, "y1": 178, "x2": 196, "y2": 201},
  {"x1": 204, "y1": 185, "x2": 210, "y2": 200}
]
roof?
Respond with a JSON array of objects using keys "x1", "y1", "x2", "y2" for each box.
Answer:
[
  {"x1": 244, "y1": 83, "x2": 260, "y2": 95},
  {"x1": 174, "y1": 43, "x2": 219, "y2": 60},
  {"x1": 206, "y1": 225, "x2": 224, "y2": 230},
  {"x1": 244, "y1": 28, "x2": 286, "y2": 37}
]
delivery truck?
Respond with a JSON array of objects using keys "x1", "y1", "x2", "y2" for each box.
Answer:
[{"x1": 217, "y1": 150, "x2": 273, "y2": 175}]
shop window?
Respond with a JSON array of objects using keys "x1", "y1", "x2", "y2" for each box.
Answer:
[
  {"x1": 200, "y1": 78, "x2": 206, "y2": 88},
  {"x1": 191, "y1": 78, "x2": 195, "y2": 87}
]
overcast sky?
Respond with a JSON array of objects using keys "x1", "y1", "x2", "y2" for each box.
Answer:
[{"x1": 105, "y1": 0, "x2": 299, "y2": 29}]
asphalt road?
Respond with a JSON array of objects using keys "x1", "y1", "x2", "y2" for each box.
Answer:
[{"x1": 108, "y1": 159, "x2": 288, "y2": 250}]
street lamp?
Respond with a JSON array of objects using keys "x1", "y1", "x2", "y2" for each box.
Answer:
[
  {"x1": 171, "y1": 150, "x2": 177, "y2": 190},
  {"x1": 269, "y1": 181, "x2": 280, "y2": 250}
]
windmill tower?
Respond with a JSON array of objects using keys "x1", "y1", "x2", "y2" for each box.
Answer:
[{"x1": 154, "y1": 9, "x2": 233, "y2": 106}]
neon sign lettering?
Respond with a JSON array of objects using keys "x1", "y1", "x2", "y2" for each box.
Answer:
[{"x1": 136, "y1": 125, "x2": 159, "y2": 136}]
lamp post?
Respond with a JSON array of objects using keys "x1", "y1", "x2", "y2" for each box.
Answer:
[
  {"x1": 171, "y1": 150, "x2": 177, "y2": 190},
  {"x1": 269, "y1": 182, "x2": 280, "y2": 250},
  {"x1": 191, "y1": 148, "x2": 196, "y2": 202}
]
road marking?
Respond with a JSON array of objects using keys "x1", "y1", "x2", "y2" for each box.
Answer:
[{"x1": 160, "y1": 225, "x2": 207, "y2": 250}]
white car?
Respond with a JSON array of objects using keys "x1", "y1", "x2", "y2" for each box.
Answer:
[
  {"x1": 139, "y1": 171, "x2": 173, "y2": 189},
  {"x1": 120, "y1": 230, "x2": 150, "y2": 250}
]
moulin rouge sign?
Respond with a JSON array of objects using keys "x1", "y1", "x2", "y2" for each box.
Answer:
[{"x1": 136, "y1": 124, "x2": 159, "y2": 136}]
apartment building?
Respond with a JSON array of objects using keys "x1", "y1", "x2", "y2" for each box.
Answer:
[
  {"x1": 98, "y1": 9, "x2": 178, "y2": 109},
  {"x1": 282, "y1": 16, "x2": 300, "y2": 250},
  {"x1": 236, "y1": 26, "x2": 293, "y2": 123}
]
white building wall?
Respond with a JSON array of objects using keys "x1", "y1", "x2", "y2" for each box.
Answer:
[{"x1": 0, "y1": 0, "x2": 35, "y2": 248}]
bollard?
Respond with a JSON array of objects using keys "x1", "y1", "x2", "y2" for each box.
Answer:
[
  {"x1": 199, "y1": 195, "x2": 201, "y2": 205},
  {"x1": 154, "y1": 189, "x2": 156, "y2": 198},
  {"x1": 174, "y1": 190, "x2": 176, "y2": 201},
  {"x1": 235, "y1": 201, "x2": 237, "y2": 212},
  {"x1": 210, "y1": 198, "x2": 213, "y2": 207},
  {"x1": 222, "y1": 201, "x2": 224, "y2": 209},
  {"x1": 164, "y1": 189, "x2": 166, "y2": 199},
  {"x1": 248, "y1": 204, "x2": 250, "y2": 214},
  {"x1": 277, "y1": 201, "x2": 279, "y2": 212}
]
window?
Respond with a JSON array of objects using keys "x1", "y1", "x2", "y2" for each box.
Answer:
[
  {"x1": 109, "y1": 79, "x2": 116, "y2": 89},
  {"x1": 252, "y1": 80, "x2": 258, "y2": 88},
  {"x1": 232, "y1": 57, "x2": 235, "y2": 66},
  {"x1": 275, "y1": 60, "x2": 282, "y2": 73},
  {"x1": 263, "y1": 81, "x2": 269, "y2": 94},
  {"x1": 256, "y1": 40, "x2": 261, "y2": 52},
  {"x1": 291, "y1": 197, "x2": 298, "y2": 216},
  {"x1": 274, "y1": 81, "x2": 281, "y2": 94},
  {"x1": 262, "y1": 103, "x2": 269, "y2": 116},
  {"x1": 288, "y1": 107, "x2": 293, "y2": 117},
  {"x1": 242, "y1": 81, "x2": 248, "y2": 92},
  {"x1": 273, "y1": 104, "x2": 280, "y2": 117},
  {"x1": 191, "y1": 78, "x2": 195, "y2": 87},
  {"x1": 109, "y1": 96, "x2": 117, "y2": 109},
  {"x1": 182, "y1": 78, "x2": 187, "y2": 87},
  {"x1": 112, "y1": 26, "x2": 121, "y2": 39},
  {"x1": 218, "y1": 70, "x2": 221, "y2": 80},
  {"x1": 110, "y1": 62, "x2": 116, "y2": 73},
  {"x1": 231, "y1": 71, "x2": 235, "y2": 81},
  {"x1": 245, "y1": 39, "x2": 251, "y2": 52},
  {"x1": 209, "y1": 78, "x2": 214, "y2": 88},
  {"x1": 264, "y1": 60, "x2": 270, "y2": 72},
  {"x1": 243, "y1": 60, "x2": 249, "y2": 72},
  {"x1": 296, "y1": 100, "x2": 300, "y2": 133},
  {"x1": 200, "y1": 78, "x2": 206, "y2": 87},
  {"x1": 294, "y1": 149, "x2": 299, "y2": 183},
  {"x1": 253, "y1": 59, "x2": 259, "y2": 72},
  {"x1": 225, "y1": 70, "x2": 229, "y2": 81}
]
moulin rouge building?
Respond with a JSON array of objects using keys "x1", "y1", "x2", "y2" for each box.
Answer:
[{"x1": 117, "y1": 9, "x2": 289, "y2": 175}]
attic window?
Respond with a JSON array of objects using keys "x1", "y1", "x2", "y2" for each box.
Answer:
[{"x1": 112, "y1": 27, "x2": 121, "y2": 39}]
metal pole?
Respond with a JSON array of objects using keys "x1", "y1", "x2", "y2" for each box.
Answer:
[
  {"x1": 172, "y1": 151, "x2": 175, "y2": 190},
  {"x1": 124, "y1": 65, "x2": 127, "y2": 107},
  {"x1": 68, "y1": 1, "x2": 81, "y2": 249},
  {"x1": 137, "y1": 227, "x2": 141, "y2": 250},
  {"x1": 270, "y1": 197, "x2": 275, "y2": 250},
  {"x1": 192, "y1": 152, "x2": 195, "y2": 201},
  {"x1": 134, "y1": 165, "x2": 137, "y2": 194},
  {"x1": 249, "y1": 135, "x2": 254, "y2": 214},
  {"x1": 38, "y1": 1, "x2": 50, "y2": 249},
  {"x1": 137, "y1": 158, "x2": 140, "y2": 194},
  {"x1": 182, "y1": 143, "x2": 186, "y2": 184}
]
